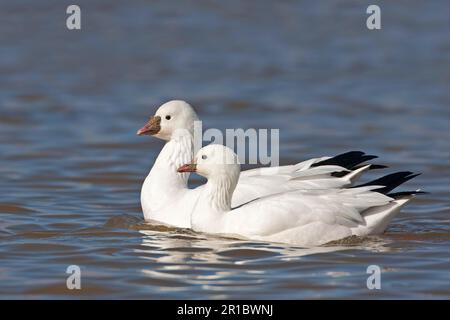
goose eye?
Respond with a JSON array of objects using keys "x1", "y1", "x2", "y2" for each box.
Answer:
[
  {"x1": 201, "y1": 155, "x2": 207, "y2": 160},
  {"x1": 165, "y1": 115, "x2": 171, "y2": 120}
]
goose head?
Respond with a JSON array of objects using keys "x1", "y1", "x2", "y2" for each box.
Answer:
[
  {"x1": 177, "y1": 144, "x2": 240, "y2": 184},
  {"x1": 137, "y1": 100, "x2": 199, "y2": 141}
]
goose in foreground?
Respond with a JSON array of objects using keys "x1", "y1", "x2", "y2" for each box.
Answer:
[
  {"x1": 137, "y1": 100, "x2": 382, "y2": 228},
  {"x1": 177, "y1": 145, "x2": 423, "y2": 247}
]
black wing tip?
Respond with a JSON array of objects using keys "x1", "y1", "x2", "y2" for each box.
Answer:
[
  {"x1": 388, "y1": 190, "x2": 428, "y2": 199},
  {"x1": 408, "y1": 172, "x2": 421, "y2": 179},
  {"x1": 352, "y1": 171, "x2": 422, "y2": 194},
  {"x1": 331, "y1": 170, "x2": 350, "y2": 178},
  {"x1": 311, "y1": 150, "x2": 379, "y2": 170},
  {"x1": 360, "y1": 155, "x2": 378, "y2": 162},
  {"x1": 352, "y1": 163, "x2": 388, "y2": 170},
  {"x1": 369, "y1": 164, "x2": 388, "y2": 170},
  {"x1": 343, "y1": 150, "x2": 365, "y2": 156}
]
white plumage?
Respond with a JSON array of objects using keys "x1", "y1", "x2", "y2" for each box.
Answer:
[
  {"x1": 182, "y1": 145, "x2": 418, "y2": 247},
  {"x1": 138, "y1": 100, "x2": 378, "y2": 228}
]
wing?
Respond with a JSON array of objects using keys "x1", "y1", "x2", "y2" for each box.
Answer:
[
  {"x1": 224, "y1": 186, "x2": 392, "y2": 239},
  {"x1": 232, "y1": 151, "x2": 381, "y2": 207}
]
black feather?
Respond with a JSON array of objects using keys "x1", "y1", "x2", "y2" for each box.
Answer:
[
  {"x1": 331, "y1": 171, "x2": 351, "y2": 178},
  {"x1": 352, "y1": 171, "x2": 421, "y2": 194},
  {"x1": 388, "y1": 191, "x2": 428, "y2": 199},
  {"x1": 311, "y1": 151, "x2": 378, "y2": 170},
  {"x1": 352, "y1": 164, "x2": 388, "y2": 170}
]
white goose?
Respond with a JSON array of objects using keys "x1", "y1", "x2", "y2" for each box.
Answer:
[
  {"x1": 137, "y1": 100, "x2": 382, "y2": 228},
  {"x1": 177, "y1": 145, "x2": 422, "y2": 247}
]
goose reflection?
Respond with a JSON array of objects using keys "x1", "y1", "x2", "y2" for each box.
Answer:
[{"x1": 133, "y1": 220, "x2": 393, "y2": 296}]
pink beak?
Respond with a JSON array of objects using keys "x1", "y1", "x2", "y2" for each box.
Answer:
[
  {"x1": 137, "y1": 116, "x2": 161, "y2": 136},
  {"x1": 177, "y1": 163, "x2": 197, "y2": 173}
]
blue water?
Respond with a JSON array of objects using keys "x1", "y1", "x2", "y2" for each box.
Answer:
[{"x1": 0, "y1": 0, "x2": 449, "y2": 299}]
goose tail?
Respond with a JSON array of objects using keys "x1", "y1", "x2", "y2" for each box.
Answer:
[
  {"x1": 351, "y1": 170, "x2": 425, "y2": 235},
  {"x1": 353, "y1": 195, "x2": 414, "y2": 236}
]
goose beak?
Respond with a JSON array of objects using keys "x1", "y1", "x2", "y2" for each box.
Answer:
[
  {"x1": 177, "y1": 163, "x2": 197, "y2": 173},
  {"x1": 137, "y1": 116, "x2": 161, "y2": 136}
]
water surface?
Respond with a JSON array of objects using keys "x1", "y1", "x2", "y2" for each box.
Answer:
[{"x1": 0, "y1": 0, "x2": 449, "y2": 299}]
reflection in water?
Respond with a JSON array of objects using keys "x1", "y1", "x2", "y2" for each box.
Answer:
[{"x1": 130, "y1": 221, "x2": 395, "y2": 298}]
